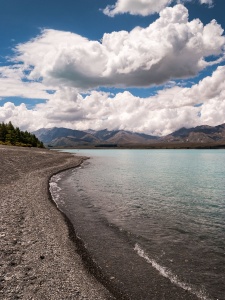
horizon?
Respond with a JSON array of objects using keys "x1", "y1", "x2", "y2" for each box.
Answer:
[{"x1": 0, "y1": 0, "x2": 225, "y2": 136}]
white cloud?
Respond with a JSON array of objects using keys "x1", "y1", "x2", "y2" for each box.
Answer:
[
  {"x1": 12, "y1": 5, "x2": 225, "y2": 91},
  {"x1": 0, "y1": 65, "x2": 51, "y2": 99},
  {"x1": 1, "y1": 65, "x2": 225, "y2": 135},
  {"x1": 0, "y1": 78, "x2": 50, "y2": 99},
  {"x1": 199, "y1": 0, "x2": 213, "y2": 7},
  {"x1": 103, "y1": 0, "x2": 173, "y2": 17},
  {"x1": 102, "y1": 0, "x2": 214, "y2": 17},
  {"x1": 0, "y1": 4, "x2": 224, "y2": 135}
]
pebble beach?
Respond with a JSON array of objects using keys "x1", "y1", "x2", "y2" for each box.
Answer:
[{"x1": 0, "y1": 145, "x2": 114, "y2": 300}]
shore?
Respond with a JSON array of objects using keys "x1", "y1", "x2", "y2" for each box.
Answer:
[{"x1": 0, "y1": 145, "x2": 114, "y2": 300}]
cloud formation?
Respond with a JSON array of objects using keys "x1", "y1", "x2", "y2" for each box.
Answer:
[
  {"x1": 0, "y1": 4, "x2": 224, "y2": 135},
  {"x1": 200, "y1": 0, "x2": 213, "y2": 7},
  {"x1": 103, "y1": 0, "x2": 173, "y2": 17},
  {"x1": 1, "y1": 65, "x2": 225, "y2": 135},
  {"x1": 103, "y1": 0, "x2": 214, "y2": 17},
  {"x1": 13, "y1": 5, "x2": 224, "y2": 90},
  {"x1": 0, "y1": 66, "x2": 50, "y2": 99}
]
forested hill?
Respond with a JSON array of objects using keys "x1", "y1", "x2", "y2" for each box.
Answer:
[{"x1": 0, "y1": 122, "x2": 44, "y2": 148}]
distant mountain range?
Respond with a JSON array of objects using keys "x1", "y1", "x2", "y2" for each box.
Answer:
[
  {"x1": 33, "y1": 123, "x2": 225, "y2": 148},
  {"x1": 33, "y1": 127, "x2": 158, "y2": 147},
  {"x1": 164, "y1": 124, "x2": 225, "y2": 144}
]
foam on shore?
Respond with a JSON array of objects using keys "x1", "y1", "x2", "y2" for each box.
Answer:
[{"x1": 134, "y1": 243, "x2": 211, "y2": 300}]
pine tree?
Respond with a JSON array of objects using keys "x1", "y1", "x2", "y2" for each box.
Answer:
[{"x1": 0, "y1": 122, "x2": 44, "y2": 148}]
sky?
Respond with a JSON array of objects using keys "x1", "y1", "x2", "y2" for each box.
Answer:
[{"x1": 0, "y1": 0, "x2": 225, "y2": 136}]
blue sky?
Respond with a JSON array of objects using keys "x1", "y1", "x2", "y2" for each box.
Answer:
[{"x1": 0, "y1": 0, "x2": 225, "y2": 135}]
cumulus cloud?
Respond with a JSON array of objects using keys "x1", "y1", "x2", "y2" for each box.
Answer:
[
  {"x1": 102, "y1": 0, "x2": 214, "y2": 17},
  {"x1": 0, "y1": 4, "x2": 224, "y2": 135},
  {"x1": 103, "y1": 0, "x2": 173, "y2": 17},
  {"x1": 0, "y1": 65, "x2": 51, "y2": 99},
  {"x1": 0, "y1": 78, "x2": 50, "y2": 99},
  {"x1": 13, "y1": 5, "x2": 225, "y2": 90},
  {"x1": 1, "y1": 66, "x2": 225, "y2": 135},
  {"x1": 0, "y1": 102, "x2": 43, "y2": 131},
  {"x1": 199, "y1": 0, "x2": 213, "y2": 7}
]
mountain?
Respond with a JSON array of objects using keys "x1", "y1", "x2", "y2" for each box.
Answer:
[
  {"x1": 33, "y1": 127, "x2": 102, "y2": 146},
  {"x1": 33, "y1": 127, "x2": 158, "y2": 147},
  {"x1": 163, "y1": 124, "x2": 225, "y2": 143},
  {"x1": 32, "y1": 127, "x2": 90, "y2": 144},
  {"x1": 33, "y1": 123, "x2": 225, "y2": 147}
]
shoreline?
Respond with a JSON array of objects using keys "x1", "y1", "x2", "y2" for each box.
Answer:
[
  {"x1": 0, "y1": 145, "x2": 114, "y2": 299},
  {"x1": 55, "y1": 205, "x2": 129, "y2": 300},
  {"x1": 49, "y1": 170, "x2": 128, "y2": 300}
]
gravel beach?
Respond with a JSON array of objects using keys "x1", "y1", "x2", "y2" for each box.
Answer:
[{"x1": 0, "y1": 145, "x2": 114, "y2": 300}]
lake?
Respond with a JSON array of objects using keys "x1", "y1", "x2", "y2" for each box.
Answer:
[{"x1": 50, "y1": 149, "x2": 225, "y2": 300}]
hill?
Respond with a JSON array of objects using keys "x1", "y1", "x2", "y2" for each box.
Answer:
[
  {"x1": 33, "y1": 124, "x2": 225, "y2": 148},
  {"x1": 164, "y1": 124, "x2": 225, "y2": 144},
  {"x1": 33, "y1": 127, "x2": 159, "y2": 147}
]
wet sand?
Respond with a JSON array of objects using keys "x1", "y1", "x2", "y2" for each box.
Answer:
[{"x1": 0, "y1": 145, "x2": 114, "y2": 300}]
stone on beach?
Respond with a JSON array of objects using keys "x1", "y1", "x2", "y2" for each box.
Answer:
[{"x1": 0, "y1": 145, "x2": 114, "y2": 300}]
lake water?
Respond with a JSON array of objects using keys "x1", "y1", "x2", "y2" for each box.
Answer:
[{"x1": 50, "y1": 149, "x2": 225, "y2": 300}]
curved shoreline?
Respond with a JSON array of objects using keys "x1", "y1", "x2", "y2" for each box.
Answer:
[
  {"x1": 52, "y1": 198, "x2": 129, "y2": 300},
  {"x1": 0, "y1": 145, "x2": 114, "y2": 300},
  {"x1": 49, "y1": 169, "x2": 129, "y2": 300}
]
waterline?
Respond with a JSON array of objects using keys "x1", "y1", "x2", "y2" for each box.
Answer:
[{"x1": 134, "y1": 243, "x2": 211, "y2": 300}]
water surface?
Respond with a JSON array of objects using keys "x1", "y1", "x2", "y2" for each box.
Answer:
[{"x1": 50, "y1": 149, "x2": 225, "y2": 300}]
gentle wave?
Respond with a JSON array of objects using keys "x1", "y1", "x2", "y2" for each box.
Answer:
[
  {"x1": 134, "y1": 243, "x2": 211, "y2": 300},
  {"x1": 49, "y1": 174, "x2": 63, "y2": 207}
]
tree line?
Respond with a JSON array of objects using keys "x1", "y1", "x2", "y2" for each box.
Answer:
[{"x1": 0, "y1": 121, "x2": 44, "y2": 148}]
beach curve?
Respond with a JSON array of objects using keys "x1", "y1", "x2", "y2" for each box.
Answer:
[{"x1": 0, "y1": 145, "x2": 114, "y2": 300}]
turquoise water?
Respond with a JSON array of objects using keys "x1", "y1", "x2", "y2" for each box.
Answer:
[{"x1": 51, "y1": 149, "x2": 225, "y2": 300}]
